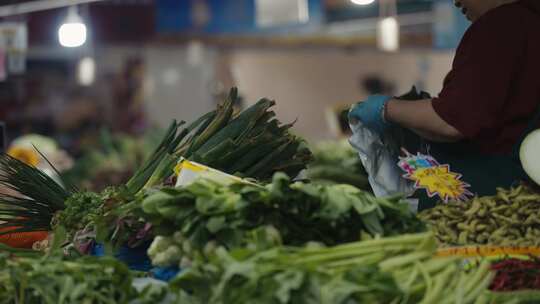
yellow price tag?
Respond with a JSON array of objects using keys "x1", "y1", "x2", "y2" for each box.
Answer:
[
  {"x1": 436, "y1": 246, "x2": 540, "y2": 258},
  {"x1": 174, "y1": 158, "x2": 257, "y2": 187}
]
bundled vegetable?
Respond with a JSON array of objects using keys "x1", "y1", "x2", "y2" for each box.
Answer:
[
  {"x1": 0, "y1": 252, "x2": 187, "y2": 304},
  {"x1": 0, "y1": 154, "x2": 73, "y2": 236},
  {"x1": 0, "y1": 254, "x2": 136, "y2": 303},
  {"x1": 306, "y1": 140, "x2": 370, "y2": 190},
  {"x1": 0, "y1": 120, "x2": 186, "y2": 250},
  {"x1": 137, "y1": 173, "x2": 424, "y2": 268},
  {"x1": 99, "y1": 88, "x2": 311, "y2": 250},
  {"x1": 0, "y1": 87, "x2": 312, "y2": 253},
  {"x1": 171, "y1": 232, "x2": 495, "y2": 304},
  {"x1": 418, "y1": 186, "x2": 540, "y2": 246},
  {"x1": 147, "y1": 88, "x2": 312, "y2": 185}
]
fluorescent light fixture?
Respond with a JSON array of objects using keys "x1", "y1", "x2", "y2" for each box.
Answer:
[
  {"x1": 256, "y1": 0, "x2": 309, "y2": 27},
  {"x1": 58, "y1": 6, "x2": 87, "y2": 47},
  {"x1": 77, "y1": 56, "x2": 95, "y2": 85},
  {"x1": 377, "y1": 16, "x2": 399, "y2": 52},
  {"x1": 351, "y1": 0, "x2": 375, "y2": 6}
]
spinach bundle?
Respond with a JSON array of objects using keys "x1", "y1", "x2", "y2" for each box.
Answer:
[{"x1": 137, "y1": 173, "x2": 425, "y2": 268}]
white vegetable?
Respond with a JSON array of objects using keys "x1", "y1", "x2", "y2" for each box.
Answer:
[
  {"x1": 151, "y1": 245, "x2": 181, "y2": 267},
  {"x1": 520, "y1": 129, "x2": 540, "y2": 186},
  {"x1": 152, "y1": 252, "x2": 170, "y2": 267},
  {"x1": 147, "y1": 236, "x2": 173, "y2": 259}
]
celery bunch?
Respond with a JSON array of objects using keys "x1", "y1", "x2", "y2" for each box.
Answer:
[{"x1": 171, "y1": 233, "x2": 495, "y2": 304}]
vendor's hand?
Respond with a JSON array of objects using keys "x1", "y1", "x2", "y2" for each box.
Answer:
[{"x1": 348, "y1": 95, "x2": 393, "y2": 135}]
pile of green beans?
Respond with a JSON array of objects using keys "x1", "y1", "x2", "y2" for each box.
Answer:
[{"x1": 418, "y1": 186, "x2": 540, "y2": 247}]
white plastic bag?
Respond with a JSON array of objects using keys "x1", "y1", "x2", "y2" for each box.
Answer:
[{"x1": 348, "y1": 120, "x2": 415, "y2": 198}]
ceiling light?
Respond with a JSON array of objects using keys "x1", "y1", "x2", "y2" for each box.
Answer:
[
  {"x1": 351, "y1": 0, "x2": 375, "y2": 6},
  {"x1": 77, "y1": 57, "x2": 95, "y2": 86},
  {"x1": 58, "y1": 6, "x2": 87, "y2": 48},
  {"x1": 377, "y1": 16, "x2": 399, "y2": 52}
]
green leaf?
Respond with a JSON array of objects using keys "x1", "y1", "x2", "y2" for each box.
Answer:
[
  {"x1": 290, "y1": 182, "x2": 320, "y2": 198},
  {"x1": 206, "y1": 216, "x2": 226, "y2": 234},
  {"x1": 320, "y1": 276, "x2": 362, "y2": 304},
  {"x1": 360, "y1": 212, "x2": 384, "y2": 236},
  {"x1": 274, "y1": 270, "x2": 305, "y2": 303}
]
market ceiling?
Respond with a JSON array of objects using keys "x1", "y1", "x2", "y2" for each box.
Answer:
[{"x1": 0, "y1": 0, "x2": 155, "y2": 45}]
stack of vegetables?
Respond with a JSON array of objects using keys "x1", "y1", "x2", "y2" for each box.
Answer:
[
  {"x1": 305, "y1": 140, "x2": 370, "y2": 190},
  {"x1": 0, "y1": 88, "x2": 312, "y2": 254},
  {"x1": 170, "y1": 232, "x2": 511, "y2": 304},
  {"x1": 0, "y1": 253, "x2": 137, "y2": 303},
  {"x1": 0, "y1": 120, "x2": 185, "y2": 252},
  {"x1": 146, "y1": 87, "x2": 312, "y2": 186},
  {"x1": 0, "y1": 252, "x2": 190, "y2": 304},
  {"x1": 418, "y1": 186, "x2": 540, "y2": 246},
  {"x1": 418, "y1": 185, "x2": 540, "y2": 299},
  {"x1": 3, "y1": 86, "x2": 540, "y2": 302},
  {"x1": 137, "y1": 173, "x2": 424, "y2": 268}
]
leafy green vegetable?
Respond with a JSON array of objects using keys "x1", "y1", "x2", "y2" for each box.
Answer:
[
  {"x1": 52, "y1": 192, "x2": 103, "y2": 233},
  {"x1": 139, "y1": 173, "x2": 424, "y2": 268},
  {"x1": 306, "y1": 140, "x2": 370, "y2": 190},
  {"x1": 0, "y1": 254, "x2": 139, "y2": 304},
  {"x1": 0, "y1": 88, "x2": 311, "y2": 254},
  {"x1": 0, "y1": 119, "x2": 185, "y2": 241},
  {"x1": 171, "y1": 232, "x2": 493, "y2": 304}
]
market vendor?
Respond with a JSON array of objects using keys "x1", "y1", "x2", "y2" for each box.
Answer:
[{"x1": 349, "y1": 0, "x2": 540, "y2": 209}]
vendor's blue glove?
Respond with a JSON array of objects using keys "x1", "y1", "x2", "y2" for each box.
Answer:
[
  {"x1": 151, "y1": 266, "x2": 181, "y2": 282},
  {"x1": 348, "y1": 95, "x2": 393, "y2": 135}
]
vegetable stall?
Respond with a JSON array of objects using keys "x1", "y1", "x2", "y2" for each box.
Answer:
[{"x1": 1, "y1": 88, "x2": 540, "y2": 304}]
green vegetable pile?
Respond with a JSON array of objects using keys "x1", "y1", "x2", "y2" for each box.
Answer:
[
  {"x1": 171, "y1": 232, "x2": 497, "y2": 304},
  {"x1": 0, "y1": 87, "x2": 312, "y2": 254},
  {"x1": 306, "y1": 140, "x2": 370, "y2": 190},
  {"x1": 0, "y1": 119, "x2": 184, "y2": 238},
  {"x1": 419, "y1": 186, "x2": 540, "y2": 246},
  {"x1": 52, "y1": 192, "x2": 103, "y2": 234},
  {"x1": 137, "y1": 173, "x2": 424, "y2": 268},
  {"x1": 0, "y1": 254, "x2": 140, "y2": 304}
]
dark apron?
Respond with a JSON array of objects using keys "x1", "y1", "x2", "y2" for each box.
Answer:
[{"x1": 407, "y1": 106, "x2": 540, "y2": 211}]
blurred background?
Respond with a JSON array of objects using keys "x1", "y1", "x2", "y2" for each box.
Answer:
[{"x1": 0, "y1": 0, "x2": 470, "y2": 187}]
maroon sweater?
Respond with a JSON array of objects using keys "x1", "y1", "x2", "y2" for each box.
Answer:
[{"x1": 432, "y1": 0, "x2": 540, "y2": 154}]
